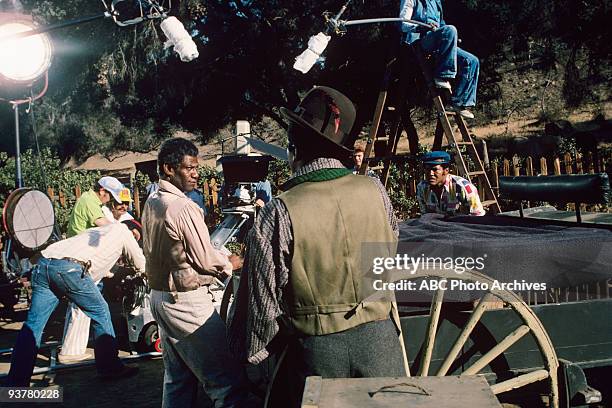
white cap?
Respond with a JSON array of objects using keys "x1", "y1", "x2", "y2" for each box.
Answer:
[{"x1": 98, "y1": 176, "x2": 124, "y2": 203}]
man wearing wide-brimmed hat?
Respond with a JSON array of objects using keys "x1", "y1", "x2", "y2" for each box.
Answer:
[{"x1": 228, "y1": 86, "x2": 406, "y2": 407}]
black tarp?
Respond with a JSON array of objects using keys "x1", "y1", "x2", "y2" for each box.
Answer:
[{"x1": 397, "y1": 214, "x2": 612, "y2": 289}]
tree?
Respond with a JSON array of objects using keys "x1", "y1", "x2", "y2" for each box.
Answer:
[{"x1": 0, "y1": 0, "x2": 608, "y2": 163}]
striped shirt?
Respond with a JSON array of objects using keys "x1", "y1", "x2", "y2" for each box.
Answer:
[
  {"x1": 42, "y1": 223, "x2": 145, "y2": 282},
  {"x1": 227, "y1": 158, "x2": 398, "y2": 364}
]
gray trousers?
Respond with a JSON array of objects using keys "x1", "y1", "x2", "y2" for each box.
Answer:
[
  {"x1": 271, "y1": 318, "x2": 406, "y2": 408},
  {"x1": 150, "y1": 287, "x2": 252, "y2": 408}
]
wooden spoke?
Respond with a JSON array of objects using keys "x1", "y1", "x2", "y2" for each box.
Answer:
[
  {"x1": 436, "y1": 292, "x2": 495, "y2": 376},
  {"x1": 391, "y1": 268, "x2": 559, "y2": 407},
  {"x1": 490, "y1": 369, "x2": 550, "y2": 395},
  {"x1": 418, "y1": 283, "x2": 445, "y2": 376},
  {"x1": 461, "y1": 325, "x2": 531, "y2": 376}
]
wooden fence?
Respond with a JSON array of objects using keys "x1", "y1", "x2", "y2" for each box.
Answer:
[
  {"x1": 402, "y1": 150, "x2": 611, "y2": 204},
  {"x1": 489, "y1": 150, "x2": 612, "y2": 188},
  {"x1": 44, "y1": 150, "x2": 611, "y2": 222}
]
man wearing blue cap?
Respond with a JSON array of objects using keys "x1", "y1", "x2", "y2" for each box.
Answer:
[{"x1": 417, "y1": 151, "x2": 485, "y2": 216}]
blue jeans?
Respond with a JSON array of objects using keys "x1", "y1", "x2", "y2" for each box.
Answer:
[
  {"x1": 6, "y1": 257, "x2": 124, "y2": 386},
  {"x1": 254, "y1": 180, "x2": 272, "y2": 204},
  {"x1": 418, "y1": 25, "x2": 479, "y2": 107}
]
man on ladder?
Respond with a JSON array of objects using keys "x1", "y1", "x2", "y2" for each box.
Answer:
[{"x1": 399, "y1": 0, "x2": 479, "y2": 119}]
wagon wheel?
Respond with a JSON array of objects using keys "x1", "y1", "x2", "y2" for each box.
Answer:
[{"x1": 396, "y1": 268, "x2": 559, "y2": 408}]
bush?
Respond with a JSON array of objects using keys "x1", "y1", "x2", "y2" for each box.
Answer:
[{"x1": 0, "y1": 149, "x2": 102, "y2": 234}]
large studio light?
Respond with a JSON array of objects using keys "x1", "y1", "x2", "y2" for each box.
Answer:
[
  {"x1": 0, "y1": 16, "x2": 53, "y2": 85},
  {"x1": 0, "y1": 14, "x2": 53, "y2": 189}
]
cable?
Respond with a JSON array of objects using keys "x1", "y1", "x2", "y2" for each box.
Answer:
[{"x1": 27, "y1": 97, "x2": 63, "y2": 241}]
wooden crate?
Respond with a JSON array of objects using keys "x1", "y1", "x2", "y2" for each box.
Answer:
[{"x1": 301, "y1": 375, "x2": 502, "y2": 408}]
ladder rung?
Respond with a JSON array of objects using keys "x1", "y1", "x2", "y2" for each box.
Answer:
[
  {"x1": 386, "y1": 106, "x2": 396, "y2": 111},
  {"x1": 369, "y1": 166, "x2": 384, "y2": 171},
  {"x1": 454, "y1": 141, "x2": 474, "y2": 146},
  {"x1": 376, "y1": 137, "x2": 390, "y2": 142},
  {"x1": 467, "y1": 171, "x2": 486, "y2": 176},
  {"x1": 481, "y1": 200, "x2": 498, "y2": 207},
  {"x1": 443, "y1": 110, "x2": 456, "y2": 116}
]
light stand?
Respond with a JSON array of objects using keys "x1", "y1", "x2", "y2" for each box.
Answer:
[{"x1": 13, "y1": 104, "x2": 23, "y2": 188}]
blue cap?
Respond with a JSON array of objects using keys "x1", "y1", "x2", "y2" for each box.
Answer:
[{"x1": 422, "y1": 151, "x2": 451, "y2": 165}]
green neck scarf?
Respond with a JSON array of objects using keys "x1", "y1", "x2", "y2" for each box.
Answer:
[{"x1": 282, "y1": 168, "x2": 352, "y2": 191}]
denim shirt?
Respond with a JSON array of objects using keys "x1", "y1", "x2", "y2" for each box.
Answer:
[{"x1": 400, "y1": 0, "x2": 445, "y2": 44}]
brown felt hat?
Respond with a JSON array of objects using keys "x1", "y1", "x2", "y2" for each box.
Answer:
[{"x1": 280, "y1": 86, "x2": 355, "y2": 160}]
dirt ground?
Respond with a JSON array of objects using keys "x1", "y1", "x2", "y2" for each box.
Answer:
[{"x1": 0, "y1": 300, "x2": 216, "y2": 408}]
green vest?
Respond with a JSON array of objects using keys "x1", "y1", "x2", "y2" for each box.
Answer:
[{"x1": 279, "y1": 174, "x2": 397, "y2": 336}]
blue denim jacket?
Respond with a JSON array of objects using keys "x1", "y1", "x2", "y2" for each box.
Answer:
[{"x1": 400, "y1": 0, "x2": 446, "y2": 44}]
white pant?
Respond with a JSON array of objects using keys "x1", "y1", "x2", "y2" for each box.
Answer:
[
  {"x1": 60, "y1": 302, "x2": 91, "y2": 356},
  {"x1": 150, "y1": 287, "x2": 252, "y2": 408}
]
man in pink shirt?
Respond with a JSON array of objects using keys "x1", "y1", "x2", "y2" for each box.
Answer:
[{"x1": 142, "y1": 137, "x2": 252, "y2": 408}]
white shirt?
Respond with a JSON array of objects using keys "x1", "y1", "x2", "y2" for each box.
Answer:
[
  {"x1": 399, "y1": 0, "x2": 417, "y2": 32},
  {"x1": 42, "y1": 223, "x2": 146, "y2": 282}
]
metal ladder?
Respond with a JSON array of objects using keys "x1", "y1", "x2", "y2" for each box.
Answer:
[{"x1": 359, "y1": 44, "x2": 501, "y2": 213}]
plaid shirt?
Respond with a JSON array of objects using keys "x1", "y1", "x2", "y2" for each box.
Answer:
[
  {"x1": 417, "y1": 174, "x2": 485, "y2": 216},
  {"x1": 227, "y1": 158, "x2": 398, "y2": 364}
]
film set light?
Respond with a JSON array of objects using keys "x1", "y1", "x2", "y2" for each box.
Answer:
[
  {"x1": 0, "y1": 17, "x2": 53, "y2": 86},
  {"x1": 293, "y1": 1, "x2": 431, "y2": 74},
  {"x1": 0, "y1": 13, "x2": 53, "y2": 189}
]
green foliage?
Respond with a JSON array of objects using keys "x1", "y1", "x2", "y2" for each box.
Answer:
[
  {"x1": 267, "y1": 159, "x2": 291, "y2": 195},
  {"x1": 0, "y1": 149, "x2": 101, "y2": 233},
  {"x1": 198, "y1": 164, "x2": 219, "y2": 183},
  {"x1": 1, "y1": 0, "x2": 609, "y2": 162},
  {"x1": 386, "y1": 161, "x2": 422, "y2": 220}
]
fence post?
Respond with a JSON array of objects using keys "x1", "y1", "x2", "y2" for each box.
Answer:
[
  {"x1": 553, "y1": 157, "x2": 561, "y2": 175},
  {"x1": 512, "y1": 155, "x2": 520, "y2": 176},
  {"x1": 503, "y1": 159, "x2": 510, "y2": 176},
  {"x1": 564, "y1": 153, "x2": 573, "y2": 174},
  {"x1": 576, "y1": 154, "x2": 583, "y2": 174},
  {"x1": 481, "y1": 140, "x2": 490, "y2": 168},
  {"x1": 209, "y1": 178, "x2": 219, "y2": 225},
  {"x1": 59, "y1": 190, "x2": 66, "y2": 207},
  {"x1": 540, "y1": 157, "x2": 547, "y2": 175},
  {"x1": 203, "y1": 179, "x2": 210, "y2": 207},
  {"x1": 133, "y1": 187, "x2": 141, "y2": 219},
  {"x1": 526, "y1": 156, "x2": 534, "y2": 176},
  {"x1": 47, "y1": 187, "x2": 55, "y2": 201},
  {"x1": 210, "y1": 178, "x2": 219, "y2": 208},
  {"x1": 492, "y1": 165, "x2": 499, "y2": 190},
  {"x1": 75, "y1": 185, "x2": 81, "y2": 199}
]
